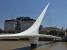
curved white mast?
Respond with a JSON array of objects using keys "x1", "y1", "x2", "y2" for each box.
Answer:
[
  {"x1": 17, "y1": 3, "x2": 49, "y2": 35},
  {"x1": 0, "y1": 3, "x2": 49, "y2": 37}
]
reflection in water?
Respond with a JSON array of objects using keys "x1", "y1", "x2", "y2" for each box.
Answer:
[
  {"x1": 36, "y1": 42, "x2": 67, "y2": 50},
  {"x1": 14, "y1": 46, "x2": 31, "y2": 50},
  {"x1": 14, "y1": 41, "x2": 55, "y2": 50},
  {"x1": 50, "y1": 42, "x2": 67, "y2": 50},
  {"x1": 64, "y1": 42, "x2": 67, "y2": 48},
  {"x1": 14, "y1": 42, "x2": 67, "y2": 50}
]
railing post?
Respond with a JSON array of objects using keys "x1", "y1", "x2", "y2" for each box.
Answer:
[{"x1": 53, "y1": 37, "x2": 56, "y2": 41}]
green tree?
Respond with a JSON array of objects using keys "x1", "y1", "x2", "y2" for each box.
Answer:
[{"x1": 39, "y1": 30, "x2": 48, "y2": 35}]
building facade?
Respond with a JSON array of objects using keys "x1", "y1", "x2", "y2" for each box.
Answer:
[
  {"x1": 15, "y1": 17, "x2": 35, "y2": 32},
  {"x1": 4, "y1": 17, "x2": 35, "y2": 33},
  {"x1": 4, "y1": 20, "x2": 17, "y2": 33}
]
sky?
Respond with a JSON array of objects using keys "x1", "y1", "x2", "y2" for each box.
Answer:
[{"x1": 0, "y1": 0, "x2": 67, "y2": 29}]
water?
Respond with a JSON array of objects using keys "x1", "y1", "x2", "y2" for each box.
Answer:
[
  {"x1": 36, "y1": 42, "x2": 67, "y2": 50},
  {"x1": 14, "y1": 42, "x2": 67, "y2": 50},
  {"x1": 0, "y1": 41, "x2": 67, "y2": 50}
]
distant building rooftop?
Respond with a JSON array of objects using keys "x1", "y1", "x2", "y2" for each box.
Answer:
[
  {"x1": 16, "y1": 17, "x2": 36, "y2": 21},
  {"x1": 4, "y1": 16, "x2": 36, "y2": 33},
  {"x1": 5, "y1": 19, "x2": 16, "y2": 22}
]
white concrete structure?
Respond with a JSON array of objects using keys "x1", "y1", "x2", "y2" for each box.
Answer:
[{"x1": 0, "y1": 3, "x2": 61, "y2": 45}]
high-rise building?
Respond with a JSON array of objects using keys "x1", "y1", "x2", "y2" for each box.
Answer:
[
  {"x1": 4, "y1": 20, "x2": 17, "y2": 33},
  {"x1": 4, "y1": 17, "x2": 36, "y2": 33},
  {"x1": 15, "y1": 17, "x2": 35, "y2": 32}
]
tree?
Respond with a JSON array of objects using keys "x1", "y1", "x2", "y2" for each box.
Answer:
[
  {"x1": 39, "y1": 30, "x2": 48, "y2": 35},
  {"x1": 0, "y1": 29, "x2": 3, "y2": 33},
  {"x1": 48, "y1": 30, "x2": 57, "y2": 36},
  {"x1": 58, "y1": 31, "x2": 64, "y2": 37}
]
